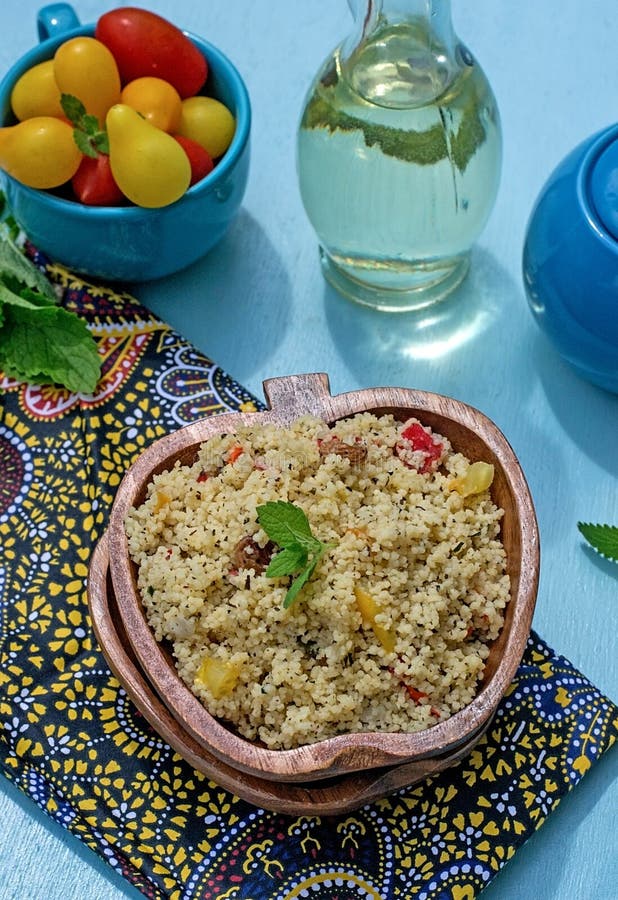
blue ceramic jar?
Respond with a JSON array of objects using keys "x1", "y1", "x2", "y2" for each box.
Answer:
[{"x1": 523, "y1": 125, "x2": 618, "y2": 394}]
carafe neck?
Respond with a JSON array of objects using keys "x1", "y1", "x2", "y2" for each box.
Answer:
[{"x1": 341, "y1": 0, "x2": 460, "y2": 109}]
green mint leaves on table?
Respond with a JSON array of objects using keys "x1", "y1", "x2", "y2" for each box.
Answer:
[
  {"x1": 61, "y1": 93, "x2": 109, "y2": 158},
  {"x1": 256, "y1": 501, "x2": 336, "y2": 608},
  {"x1": 0, "y1": 223, "x2": 101, "y2": 394},
  {"x1": 577, "y1": 522, "x2": 618, "y2": 563}
]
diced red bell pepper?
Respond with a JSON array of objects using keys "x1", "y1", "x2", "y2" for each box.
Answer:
[
  {"x1": 397, "y1": 421, "x2": 444, "y2": 474},
  {"x1": 227, "y1": 445, "x2": 244, "y2": 464}
]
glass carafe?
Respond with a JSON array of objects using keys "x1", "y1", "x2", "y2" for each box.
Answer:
[{"x1": 296, "y1": 0, "x2": 502, "y2": 311}]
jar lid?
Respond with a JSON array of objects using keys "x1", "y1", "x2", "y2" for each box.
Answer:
[{"x1": 589, "y1": 139, "x2": 618, "y2": 239}]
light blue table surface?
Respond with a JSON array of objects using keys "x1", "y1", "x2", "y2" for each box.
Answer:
[{"x1": 1, "y1": 1, "x2": 617, "y2": 898}]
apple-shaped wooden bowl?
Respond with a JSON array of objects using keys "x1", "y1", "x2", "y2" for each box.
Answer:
[{"x1": 102, "y1": 373, "x2": 539, "y2": 788}]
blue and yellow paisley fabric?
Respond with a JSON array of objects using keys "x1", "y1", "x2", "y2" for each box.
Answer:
[{"x1": 1, "y1": 246, "x2": 616, "y2": 900}]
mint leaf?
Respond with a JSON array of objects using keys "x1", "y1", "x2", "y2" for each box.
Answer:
[
  {"x1": 92, "y1": 131, "x2": 109, "y2": 155},
  {"x1": 265, "y1": 545, "x2": 308, "y2": 578},
  {"x1": 282, "y1": 561, "x2": 316, "y2": 609},
  {"x1": 0, "y1": 277, "x2": 57, "y2": 309},
  {"x1": 257, "y1": 501, "x2": 336, "y2": 607},
  {"x1": 10, "y1": 285, "x2": 57, "y2": 308},
  {"x1": 577, "y1": 522, "x2": 618, "y2": 563},
  {"x1": 257, "y1": 501, "x2": 315, "y2": 548},
  {"x1": 302, "y1": 70, "x2": 485, "y2": 172},
  {"x1": 82, "y1": 113, "x2": 101, "y2": 135},
  {"x1": 61, "y1": 93, "x2": 87, "y2": 125},
  {"x1": 73, "y1": 129, "x2": 99, "y2": 159},
  {"x1": 0, "y1": 234, "x2": 57, "y2": 300},
  {"x1": 3, "y1": 216, "x2": 19, "y2": 241},
  {"x1": 61, "y1": 93, "x2": 108, "y2": 159},
  {"x1": 0, "y1": 229, "x2": 101, "y2": 393},
  {"x1": 0, "y1": 303, "x2": 100, "y2": 394}
]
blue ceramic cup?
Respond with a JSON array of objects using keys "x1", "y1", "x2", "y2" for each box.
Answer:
[
  {"x1": 523, "y1": 125, "x2": 618, "y2": 394},
  {"x1": 0, "y1": 4, "x2": 251, "y2": 281}
]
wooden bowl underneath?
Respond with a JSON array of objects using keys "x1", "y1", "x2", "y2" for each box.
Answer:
[{"x1": 104, "y1": 373, "x2": 539, "y2": 783}]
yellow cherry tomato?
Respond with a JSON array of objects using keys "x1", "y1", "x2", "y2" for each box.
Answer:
[
  {"x1": 120, "y1": 77, "x2": 182, "y2": 133},
  {"x1": 10, "y1": 60, "x2": 63, "y2": 121},
  {"x1": 106, "y1": 104, "x2": 191, "y2": 208},
  {"x1": 177, "y1": 96, "x2": 235, "y2": 159},
  {"x1": 54, "y1": 37, "x2": 121, "y2": 123},
  {"x1": 0, "y1": 117, "x2": 82, "y2": 189}
]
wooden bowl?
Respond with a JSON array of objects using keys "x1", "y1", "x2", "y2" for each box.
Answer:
[{"x1": 105, "y1": 373, "x2": 539, "y2": 784}]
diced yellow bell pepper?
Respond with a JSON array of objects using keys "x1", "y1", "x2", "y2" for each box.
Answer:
[
  {"x1": 154, "y1": 490, "x2": 170, "y2": 512},
  {"x1": 196, "y1": 656, "x2": 240, "y2": 699},
  {"x1": 449, "y1": 461, "x2": 494, "y2": 497},
  {"x1": 354, "y1": 585, "x2": 396, "y2": 654}
]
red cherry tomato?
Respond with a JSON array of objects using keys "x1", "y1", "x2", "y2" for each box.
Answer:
[
  {"x1": 172, "y1": 134, "x2": 214, "y2": 185},
  {"x1": 71, "y1": 153, "x2": 126, "y2": 206},
  {"x1": 95, "y1": 8, "x2": 208, "y2": 99}
]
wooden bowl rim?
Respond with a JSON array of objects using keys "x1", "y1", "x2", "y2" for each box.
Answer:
[{"x1": 106, "y1": 373, "x2": 539, "y2": 779}]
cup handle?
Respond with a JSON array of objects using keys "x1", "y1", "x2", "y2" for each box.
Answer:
[{"x1": 37, "y1": 3, "x2": 81, "y2": 42}]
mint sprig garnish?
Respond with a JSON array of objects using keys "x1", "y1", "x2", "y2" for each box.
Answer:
[
  {"x1": 577, "y1": 522, "x2": 618, "y2": 563},
  {"x1": 256, "y1": 501, "x2": 336, "y2": 608},
  {"x1": 0, "y1": 218, "x2": 101, "y2": 394},
  {"x1": 61, "y1": 93, "x2": 109, "y2": 158}
]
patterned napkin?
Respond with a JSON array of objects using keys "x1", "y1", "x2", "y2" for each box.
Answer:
[{"x1": 1, "y1": 246, "x2": 616, "y2": 900}]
